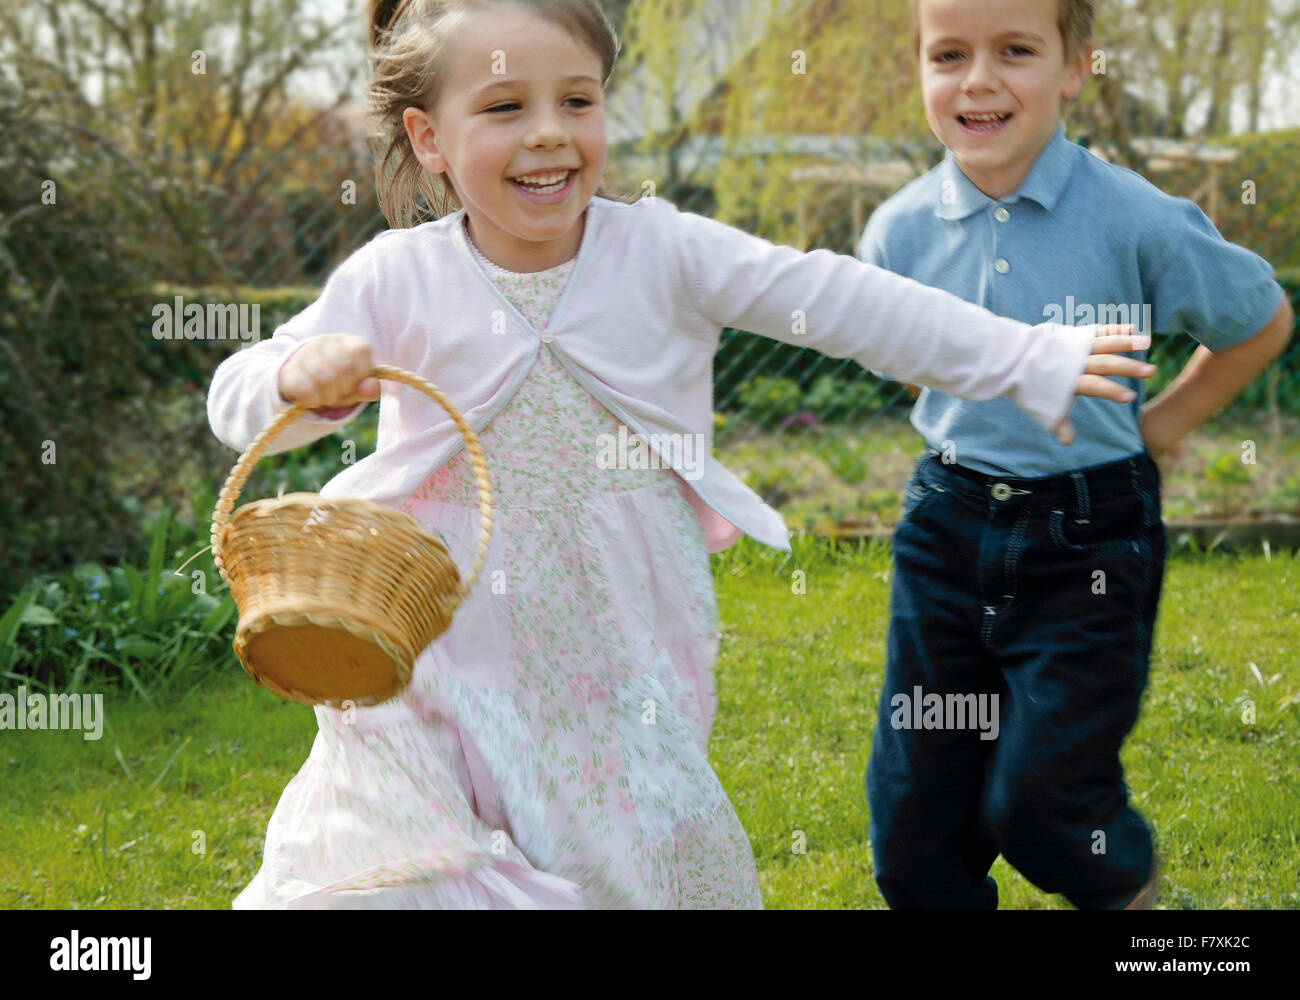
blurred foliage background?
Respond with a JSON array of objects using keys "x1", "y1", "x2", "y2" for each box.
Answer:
[{"x1": 3, "y1": 0, "x2": 1299, "y2": 620}]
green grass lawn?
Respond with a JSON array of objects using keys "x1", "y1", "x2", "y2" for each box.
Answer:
[{"x1": 3, "y1": 539, "x2": 1298, "y2": 909}]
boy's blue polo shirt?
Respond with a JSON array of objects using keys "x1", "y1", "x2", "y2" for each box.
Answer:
[{"x1": 858, "y1": 124, "x2": 1285, "y2": 477}]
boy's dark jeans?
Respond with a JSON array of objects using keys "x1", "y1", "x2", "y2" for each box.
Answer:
[{"x1": 867, "y1": 450, "x2": 1165, "y2": 909}]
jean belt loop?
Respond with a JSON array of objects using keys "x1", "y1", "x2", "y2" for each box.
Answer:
[
  {"x1": 1134, "y1": 455, "x2": 1147, "y2": 500},
  {"x1": 1070, "y1": 470, "x2": 1091, "y2": 525},
  {"x1": 1131, "y1": 456, "x2": 1153, "y2": 526}
]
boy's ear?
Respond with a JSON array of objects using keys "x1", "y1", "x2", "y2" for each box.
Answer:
[
  {"x1": 1062, "y1": 43, "x2": 1092, "y2": 100},
  {"x1": 403, "y1": 106, "x2": 449, "y2": 173}
]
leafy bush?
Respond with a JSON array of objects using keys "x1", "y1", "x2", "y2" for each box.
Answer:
[
  {"x1": 805, "y1": 375, "x2": 888, "y2": 422},
  {"x1": 1266, "y1": 472, "x2": 1300, "y2": 515},
  {"x1": 1211, "y1": 130, "x2": 1300, "y2": 272},
  {"x1": 2, "y1": 502, "x2": 236, "y2": 700},
  {"x1": 5, "y1": 399, "x2": 384, "y2": 699},
  {"x1": 0, "y1": 76, "x2": 193, "y2": 606},
  {"x1": 735, "y1": 376, "x2": 805, "y2": 430},
  {"x1": 731, "y1": 372, "x2": 900, "y2": 431},
  {"x1": 0, "y1": 57, "x2": 372, "y2": 610}
]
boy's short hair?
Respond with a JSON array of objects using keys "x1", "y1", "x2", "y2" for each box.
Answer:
[{"x1": 911, "y1": 0, "x2": 1095, "y2": 59}]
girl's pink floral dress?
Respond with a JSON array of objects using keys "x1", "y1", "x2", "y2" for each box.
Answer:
[{"x1": 233, "y1": 222, "x2": 763, "y2": 909}]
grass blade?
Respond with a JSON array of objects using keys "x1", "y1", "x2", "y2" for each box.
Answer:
[
  {"x1": 112, "y1": 746, "x2": 133, "y2": 780},
  {"x1": 148, "y1": 736, "x2": 193, "y2": 791},
  {"x1": 0, "y1": 585, "x2": 37, "y2": 669},
  {"x1": 199, "y1": 598, "x2": 235, "y2": 636},
  {"x1": 77, "y1": 639, "x2": 154, "y2": 702},
  {"x1": 1, "y1": 670, "x2": 52, "y2": 694},
  {"x1": 67, "y1": 647, "x2": 90, "y2": 695},
  {"x1": 141, "y1": 507, "x2": 170, "y2": 628}
]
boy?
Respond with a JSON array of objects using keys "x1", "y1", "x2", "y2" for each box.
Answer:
[{"x1": 860, "y1": 0, "x2": 1293, "y2": 909}]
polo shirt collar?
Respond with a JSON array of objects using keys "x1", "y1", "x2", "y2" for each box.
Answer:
[{"x1": 934, "y1": 123, "x2": 1075, "y2": 220}]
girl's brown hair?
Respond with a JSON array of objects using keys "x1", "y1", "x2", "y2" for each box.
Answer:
[{"x1": 368, "y1": 0, "x2": 620, "y2": 228}]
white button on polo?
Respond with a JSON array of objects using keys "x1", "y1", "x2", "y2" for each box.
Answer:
[
  {"x1": 994, "y1": 206, "x2": 1010, "y2": 223},
  {"x1": 994, "y1": 258, "x2": 1011, "y2": 274},
  {"x1": 540, "y1": 332, "x2": 554, "y2": 344}
]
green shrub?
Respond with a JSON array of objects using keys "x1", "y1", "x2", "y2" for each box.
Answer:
[
  {"x1": 2, "y1": 498, "x2": 236, "y2": 700},
  {"x1": 5, "y1": 405, "x2": 385, "y2": 699},
  {"x1": 805, "y1": 375, "x2": 843, "y2": 419},
  {"x1": 805, "y1": 375, "x2": 888, "y2": 423},
  {"x1": 1266, "y1": 472, "x2": 1300, "y2": 515},
  {"x1": 735, "y1": 376, "x2": 804, "y2": 430},
  {"x1": 1210, "y1": 130, "x2": 1300, "y2": 272},
  {"x1": 0, "y1": 77, "x2": 192, "y2": 607}
]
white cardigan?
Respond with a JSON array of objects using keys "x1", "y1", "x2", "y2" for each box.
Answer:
[{"x1": 207, "y1": 196, "x2": 1094, "y2": 552}]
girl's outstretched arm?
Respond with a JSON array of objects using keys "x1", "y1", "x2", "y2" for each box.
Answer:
[{"x1": 673, "y1": 208, "x2": 1148, "y2": 437}]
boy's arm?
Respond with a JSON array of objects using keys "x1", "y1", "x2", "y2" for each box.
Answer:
[
  {"x1": 1135, "y1": 193, "x2": 1294, "y2": 461},
  {"x1": 1140, "y1": 299, "x2": 1293, "y2": 456}
]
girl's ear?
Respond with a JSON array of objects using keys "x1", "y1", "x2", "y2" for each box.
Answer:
[{"x1": 403, "y1": 107, "x2": 449, "y2": 172}]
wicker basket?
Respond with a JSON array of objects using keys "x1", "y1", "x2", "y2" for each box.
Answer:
[{"x1": 210, "y1": 365, "x2": 492, "y2": 708}]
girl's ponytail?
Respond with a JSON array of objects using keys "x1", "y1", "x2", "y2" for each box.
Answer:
[{"x1": 368, "y1": 0, "x2": 410, "y2": 49}]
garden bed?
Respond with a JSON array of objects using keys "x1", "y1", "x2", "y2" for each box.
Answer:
[{"x1": 715, "y1": 414, "x2": 1300, "y2": 535}]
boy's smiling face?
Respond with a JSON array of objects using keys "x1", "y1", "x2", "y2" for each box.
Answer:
[{"x1": 917, "y1": 0, "x2": 1089, "y2": 200}]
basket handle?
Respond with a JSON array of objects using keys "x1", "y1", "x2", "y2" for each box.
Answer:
[{"x1": 211, "y1": 364, "x2": 493, "y2": 599}]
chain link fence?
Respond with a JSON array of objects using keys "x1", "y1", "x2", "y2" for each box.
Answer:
[{"x1": 163, "y1": 125, "x2": 1300, "y2": 537}]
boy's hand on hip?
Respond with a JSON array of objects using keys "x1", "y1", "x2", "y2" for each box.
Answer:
[
  {"x1": 277, "y1": 333, "x2": 381, "y2": 412},
  {"x1": 1139, "y1": 402, "x2": 1185, "y2": 476},
  {"x1": 1053, "y1": 325, "x2": 1155, "y2": 446}
]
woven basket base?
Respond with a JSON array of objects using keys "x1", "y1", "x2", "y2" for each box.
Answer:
[{"x1": 243, "y1": 623, "x2": 405, "y2": 707}]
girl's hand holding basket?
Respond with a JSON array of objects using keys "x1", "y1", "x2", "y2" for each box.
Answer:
[
  {"x1": 211, "y1": 337, "x2": 493, "y2": 709},
  {"x1": 277, "y1": 333, "x2": 382, "y2": 413}
]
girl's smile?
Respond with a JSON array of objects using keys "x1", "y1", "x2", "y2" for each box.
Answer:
[{"x1": 509, "y1": 168, "x2": 579, "y2": 202}]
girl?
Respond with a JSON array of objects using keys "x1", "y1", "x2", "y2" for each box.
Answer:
[{"x1": 208, "y1": 0, "x2": 1152, "y2": 909}]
